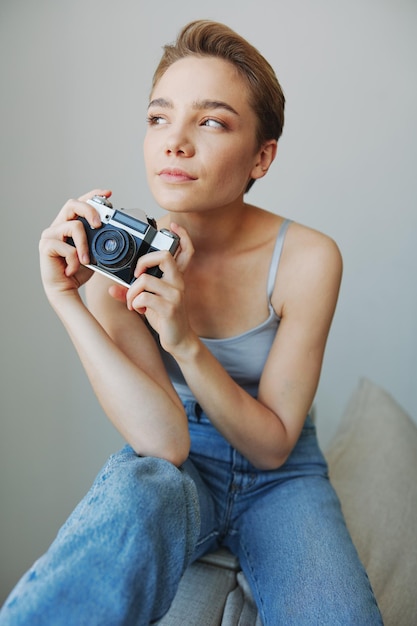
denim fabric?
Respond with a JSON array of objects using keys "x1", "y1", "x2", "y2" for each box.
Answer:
[
  {"x1": 0, "y1": 452, "x2": 200, "y2": 626},
  {"x1": 185, "y1": 402, "x2": 383, "y2": 625},
  {"x1": 0, "y1": 405, "x2": 383, "y2": 625}
]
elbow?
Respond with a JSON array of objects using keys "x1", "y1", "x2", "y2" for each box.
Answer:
[
  {"x1": 130, "y1": 431, "x2": 191, "y2": 468},
  {"x1": 249, "y1": 442, "x2": 292, "y2": 471},
  {"x1": 252, "y1": 451, "x2": 290, "y2": 471},
  {"x1": 158, "y1": 438, "x2": 190, "y2": 467},
  {"x1": 164, "y1": 451, "x2": 190, "y2": 468},
  {"x1": 159, "y1": 425, "x2": 191, "y2": 467}
]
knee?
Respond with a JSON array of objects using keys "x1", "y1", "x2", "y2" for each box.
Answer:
[{"x1": 98, "y1": 447, "x2": 200, "y2": 540}]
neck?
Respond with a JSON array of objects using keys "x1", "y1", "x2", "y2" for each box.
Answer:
[{"x1": 165, "y1": 200, "x2": 255, "y2": 256}]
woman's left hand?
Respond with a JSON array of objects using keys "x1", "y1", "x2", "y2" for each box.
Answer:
[{"x1": 109, "y1": 223, "x2": 196, "y2": 353}]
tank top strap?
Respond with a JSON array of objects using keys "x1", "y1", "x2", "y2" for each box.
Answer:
[{"x1": 267, "y1": 218, "x2": 293, "y2": 301}]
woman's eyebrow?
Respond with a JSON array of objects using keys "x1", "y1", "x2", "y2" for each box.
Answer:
[
  {"x1": 148, "y1": 97, "x2": 239, "y2": 116},
  {"x1": 194, "y1": 99, "x2": 239, "y2": 116},
  {"x1": 148, "y1": 97, "x2": 172, "y2": 110}
]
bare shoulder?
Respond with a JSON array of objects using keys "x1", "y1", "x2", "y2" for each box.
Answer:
[
  {"x1": 272, "y1": 221, "x2": 343, "y2": 317},
  {"x1": 288, "y1": 221, "x2": 342, "y2": 270}
]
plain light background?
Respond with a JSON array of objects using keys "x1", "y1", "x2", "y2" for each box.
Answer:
[{"x1": 1, "y1": 0, "x2": 416, "y2": 603}]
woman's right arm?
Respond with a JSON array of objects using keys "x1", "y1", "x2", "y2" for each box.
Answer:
[{"x1": 39, "y1": 191, "x2": 190, "y2": 466}]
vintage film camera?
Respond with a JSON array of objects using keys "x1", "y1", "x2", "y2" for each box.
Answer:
[{"x1": 68, "y1": 195, "x2": 180, "y2": 286}]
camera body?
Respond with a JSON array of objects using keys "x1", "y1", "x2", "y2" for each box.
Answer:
[{"x1": 69, "y1": 195, "x2": 180, "y2": 286}]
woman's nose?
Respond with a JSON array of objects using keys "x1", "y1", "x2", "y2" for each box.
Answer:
[{"x1": 165, "y1": 127, "x2": 195, "y2": 157}]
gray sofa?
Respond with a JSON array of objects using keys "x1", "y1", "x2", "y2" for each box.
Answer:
[{"x1": 160, "y1": 379, "x2": 417, "y2": 626}]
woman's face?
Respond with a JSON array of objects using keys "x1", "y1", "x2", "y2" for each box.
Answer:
[{"x1": 144, "y1": 56, "x2": 262, "y2": 215}]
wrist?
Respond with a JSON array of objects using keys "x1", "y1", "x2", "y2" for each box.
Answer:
[
  {"x1": 46, "y1": 288, "x2": 85, "y2": 314},
  {"x1": 168, "y1": 330, "x2": 201, "y2": 365}
]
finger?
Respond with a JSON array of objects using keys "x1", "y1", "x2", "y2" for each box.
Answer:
[
  {"x1": 129, "y1": 286, "x2": 172, "y2": 317},
  {"x1": 126, "y1": 273, "x2": 156, "y2": 311},
  {"x1": 50, "y1": 200, "x2": 101, "y2": 231},
  {"x1": 169, "y1": 223, "x2": 194, "y2": 273},
  {"x1": 42, "y1": 220, "x2": 91, "y2": 265},
  {"x1": 40, "y1": 237, "x2": 82, "y2": 277},
  {"x1": 78, "y1": 189, "x2": 112, "y2": 202},
  {"x1": 133, "y1": 250, "x2": 177, "y2": 281},
  {"x1": 50, "y1": 190, "x2": 111, "y2": 229},
  {"x1": 126, "y1": 269, "x2": 184, "y2": 316},
  {"x1": 108, "y1": 284, "x2": 129, "y2": 303},
  {"x1": 130, "y1": 290, "x2": 157, "y2": 315}
]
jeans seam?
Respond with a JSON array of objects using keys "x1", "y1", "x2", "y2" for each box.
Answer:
[
  {"x1": 195, "y1": 530, "x2": 219, "y2": 549},
  {"x1": 238, "y1": 537, "x2": 267, "y2": 625}
]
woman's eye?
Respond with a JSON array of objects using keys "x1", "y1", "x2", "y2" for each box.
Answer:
[
  {"x1": 147, "y1": 115, "x2": 167, "y2": 126},
  {"x1": 202, "y1": 118, "x2": 225, "y2": 129}
]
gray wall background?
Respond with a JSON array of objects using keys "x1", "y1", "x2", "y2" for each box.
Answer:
[{"x1": 1, "y1": 0, "x2": 416, "y2": 603}]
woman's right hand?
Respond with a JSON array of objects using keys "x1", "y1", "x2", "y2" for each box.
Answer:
[{"x1": 39, "y1": 189, "x2": 111, "y2": 303}]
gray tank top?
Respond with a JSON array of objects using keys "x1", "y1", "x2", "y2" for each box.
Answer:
[{"x1": 153, "y1": 219, "x2": 292, "y2": 401}]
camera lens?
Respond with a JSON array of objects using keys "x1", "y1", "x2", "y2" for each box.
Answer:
[
  {"x1": 92, "y1": 228, "x2": 136, "y2": 269},
  {"x1": 103, "y1": 238, "x2": 118, "y2": 253}
]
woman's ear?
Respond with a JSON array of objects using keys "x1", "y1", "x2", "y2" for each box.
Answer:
[{"x1": 251, "y1": 140, "x2": 278, "y2": 180}]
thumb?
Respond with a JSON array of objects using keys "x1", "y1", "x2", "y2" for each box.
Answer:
[
  {"x1": 108, "y1": 284, "x2": 129, "y2": 303},
  {"x1": 170, "y1": 222, "x2": 194, "y2": 273}
]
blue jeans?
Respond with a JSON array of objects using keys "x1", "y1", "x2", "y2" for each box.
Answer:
[{"x1": 0, "y1": 403, "x2": 382, "y2": 625}]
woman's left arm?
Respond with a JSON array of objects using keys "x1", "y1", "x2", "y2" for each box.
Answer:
[
  {"x1": 128, "y1": 226, "x2": 342, "y2": 470},
  {"x1": 256, "y1": 228, "x2": 343, "y2": 466}
]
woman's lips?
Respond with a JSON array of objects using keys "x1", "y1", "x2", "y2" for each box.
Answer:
[{"x1": 159, "y1": 168, "x2": 197, "y2": 182}]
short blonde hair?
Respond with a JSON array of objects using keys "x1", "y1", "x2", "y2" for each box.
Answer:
[{"x1": 152, "y1": 20, "x2": 285, "y2": 192}]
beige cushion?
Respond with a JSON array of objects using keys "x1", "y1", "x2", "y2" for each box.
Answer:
[{"x1": 325, "y1": 378, "x2": 417, "y2": 626}]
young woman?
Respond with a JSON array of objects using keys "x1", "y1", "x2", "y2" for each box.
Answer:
[{"x1": 1, "y1": 20, "x2": 382, "y2": 625}]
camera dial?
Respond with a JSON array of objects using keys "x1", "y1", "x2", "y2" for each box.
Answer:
[{"x1": 91, "y1": 195, "x2": 113, "y2": 209}]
